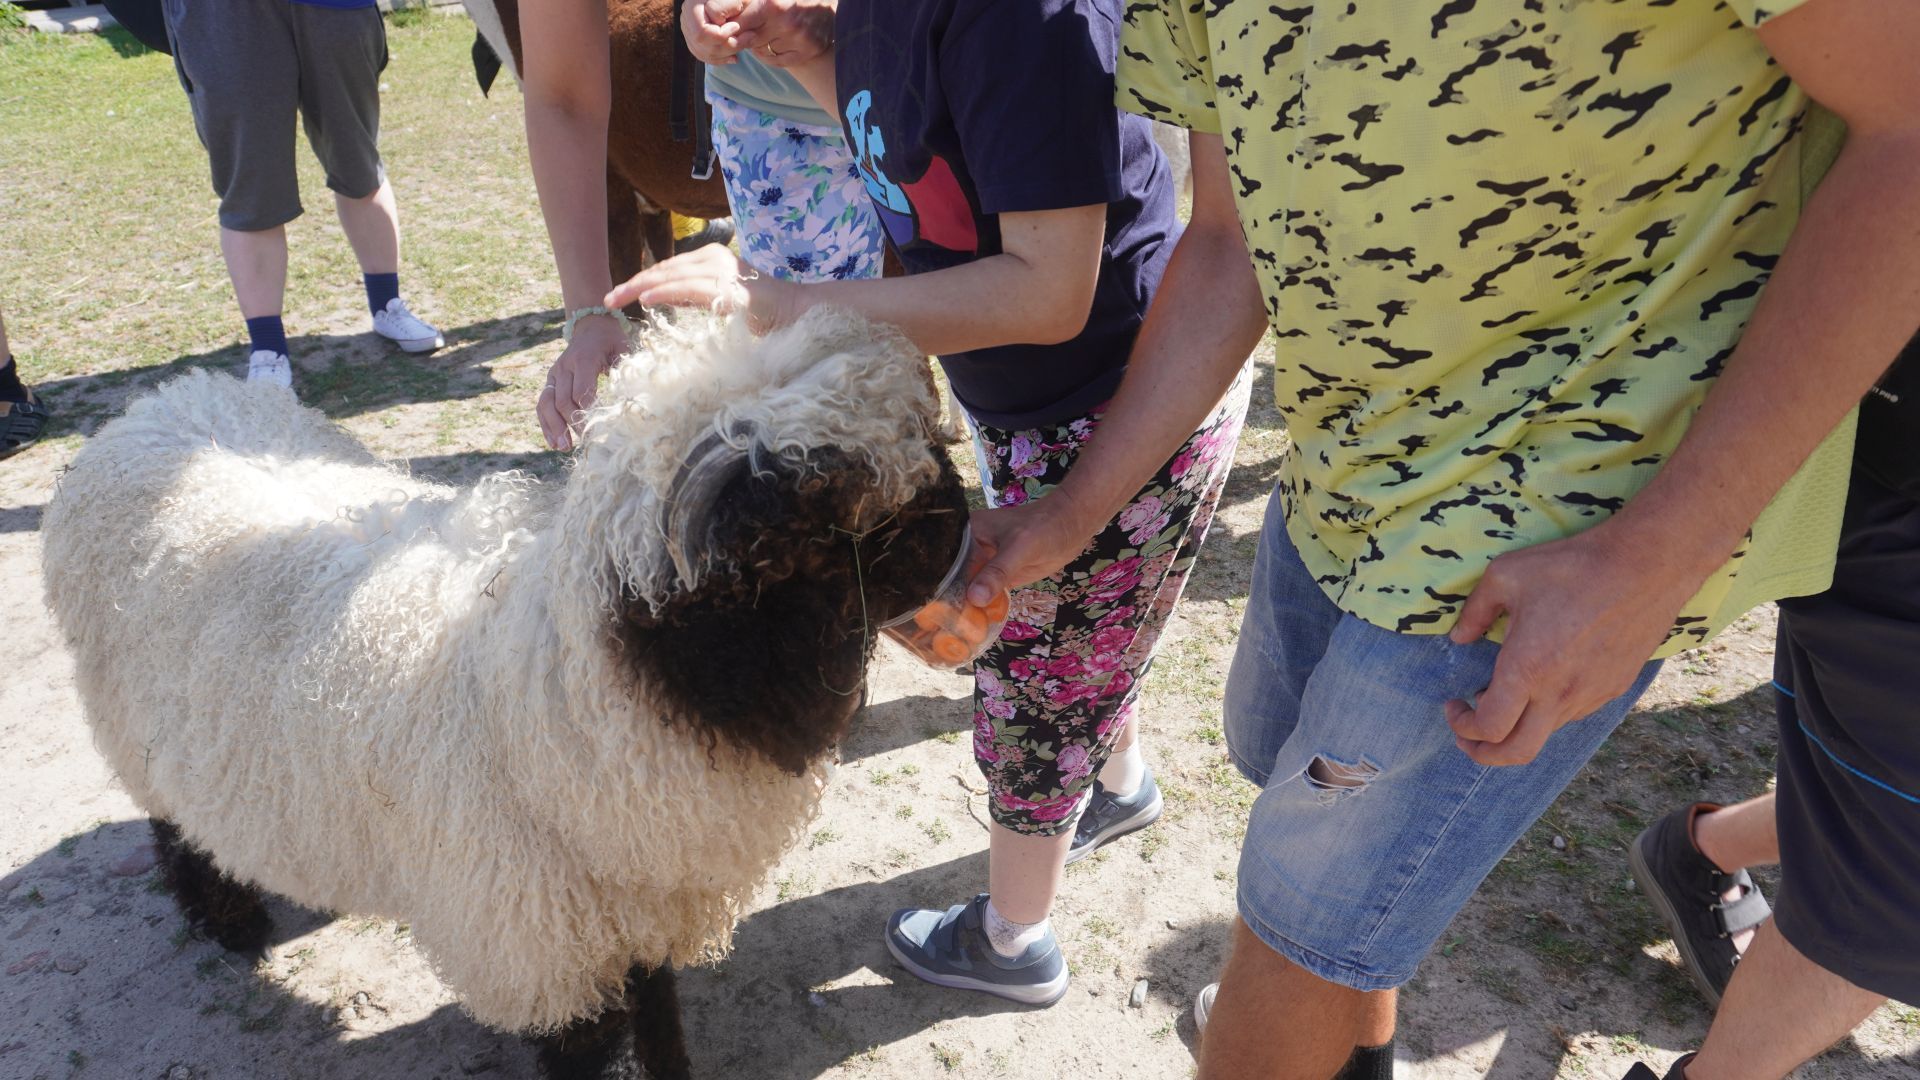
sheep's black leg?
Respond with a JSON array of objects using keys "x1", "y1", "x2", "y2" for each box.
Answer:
[
  {"x1": 628, "y1": 964, "x2": 691, "y2": 1080},
  {"x1": 150, "y1": 818, "x2": 272, "y2": 956},
  {"x1": 531, "y1": 1002, "x2": 641, "y2": 1080}
]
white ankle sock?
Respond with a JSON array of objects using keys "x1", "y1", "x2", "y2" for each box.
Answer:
[
  {"x1": 1099, "y1": 741, "x2": 1146, "y2": 798},
  {"x1": 982, "y1": 899, "x2": 1050, "y2": 958}
]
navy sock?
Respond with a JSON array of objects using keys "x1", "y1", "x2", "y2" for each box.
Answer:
[
  {"x1": 245, "y1": 315, "x2": 288, "y2": 358},
  {"x1": 1335, "y1": 1041, "x2": 1394, "y2": 1080},
  {"x1": 364, "y1": 272, "x2": 400, "y2": 315},
  {"x1": 0, "y1": 356, "x2": 26, "y2": 402}
]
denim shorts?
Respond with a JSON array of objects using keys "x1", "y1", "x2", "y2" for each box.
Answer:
[{"x1": 1224, "y1": 487, "x2": 1661, "y2": 991}]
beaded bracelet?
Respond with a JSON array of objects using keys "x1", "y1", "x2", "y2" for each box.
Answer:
[{"x1": 562, "y1": 305, "x2": 633, "y2": 344}]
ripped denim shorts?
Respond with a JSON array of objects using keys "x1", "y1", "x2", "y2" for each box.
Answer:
[{"x1": 1222, "y1": 485, "x2": 1660, "y2": 991}]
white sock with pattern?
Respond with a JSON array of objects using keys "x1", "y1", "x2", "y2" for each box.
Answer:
[
  {"x1": 1098, "y1": 741, "x2": 1146, "y2": 799},
  {"x1": 982, "y1": 899, "x2": 1050, "y2": 958}
]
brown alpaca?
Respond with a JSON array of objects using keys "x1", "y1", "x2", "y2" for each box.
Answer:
[{"x1": 467, "y1": 0, "x2": 732, "y2": 285}]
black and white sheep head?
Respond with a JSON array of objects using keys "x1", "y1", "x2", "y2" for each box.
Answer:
[{"x1": 566, "y1": 309, "x2": 968, "y2": 775}]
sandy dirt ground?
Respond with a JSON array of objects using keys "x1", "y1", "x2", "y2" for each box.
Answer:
[{"x1": 2, "y1": 13, "x2": 1917, "y2": 1080}]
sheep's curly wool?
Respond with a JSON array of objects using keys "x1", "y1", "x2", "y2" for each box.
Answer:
[{"x1": 43, "y1": 309, "x2": 945, "y2": 1033}]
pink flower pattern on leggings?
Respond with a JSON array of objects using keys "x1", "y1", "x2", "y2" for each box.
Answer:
[{"x1": 969, "y1": 371, "x2": 1252, "y2": 834}]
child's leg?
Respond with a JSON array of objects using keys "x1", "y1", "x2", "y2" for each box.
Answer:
[{"x1": 882, "y1": 371, "x2": 1250, "y2": 1002}]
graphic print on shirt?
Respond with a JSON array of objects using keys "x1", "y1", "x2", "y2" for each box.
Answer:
[
  {"x1": 844, "y1": 89, "x2": 979, "y2": 253},
  {"x1": 1113, "y1": 0, "x2": 1831, "y2": 653}
]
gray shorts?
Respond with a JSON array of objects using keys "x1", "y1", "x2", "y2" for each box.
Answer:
[{"x1": 162, "y1": 0, "x2": 388, "y2": 231}]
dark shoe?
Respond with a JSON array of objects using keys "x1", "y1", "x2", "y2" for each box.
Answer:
[
  {"x1": 672, "y1": 217, "x2": 735, "y2": 256},
  {"x1": 884, "y1": 894, "x2": 1069, "y2": 1005},
  {"x1": 1622, "y1": 1052, "x2": 1694, "y2": 1079},
  {"x1": 1064, "y1": 767, "x2": 1164, "y2": 865},
  {"x1": 1629, "y1": 804, "x2": 1770, "y2": 1007},
  {"x1": 0, "y1": 389, "x2": 48, "y2": 458}
]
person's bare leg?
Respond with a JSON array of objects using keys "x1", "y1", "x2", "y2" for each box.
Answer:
[
  {"x1": 1198, "y1": 917, "x2": 1394, "y2": 1080},
  {"x1": 1684, "y1": 922, "x2": 1883, "y2": 1080},
  {"x1": 1690, "y1": 793, "x2": 1779, "y2": 953},
  {"x1": 219, "y1": 227, "x2": 289, "y2": 321},
  {"x1": 986, "y1": 822, "x2": 1073, "y2": 924},
  {"x1": 334, "y1": 178, "x2": 399, "y2": 276},
  {"x1": 1692, "y1": 793, "x2": 1779, "y2": 873}
]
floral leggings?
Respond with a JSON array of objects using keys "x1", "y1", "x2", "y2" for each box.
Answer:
[
  {"x1": 971, "y1": 368, "x2": 1251, "y2": 835},
  {"x1": 707, "y1": 92, "x2": 887, "y2": 284}
]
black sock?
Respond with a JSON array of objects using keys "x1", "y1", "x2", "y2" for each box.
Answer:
[
  {"x1": 245, "y1": 315, "x2": 288, "y2": 358},
  {"x1": 364, "y1": 272, "x2": 400, "y2": 315},
  {"x1": 1335, "y1": 1040, "x2": 1394, "y2": 1080},
  {"x1": 0, "y1": 356, "x2": 26, "y2": 403}
]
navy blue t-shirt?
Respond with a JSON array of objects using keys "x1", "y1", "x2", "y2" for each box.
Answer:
[{"x1": 834, "y1": 0, "x2": 1178, "y2": 429}]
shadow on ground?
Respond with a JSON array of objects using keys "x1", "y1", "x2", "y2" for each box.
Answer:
[
  {"x1": 0, "y1": 824, "x2": 1015, "y2": 1080},
  {"x1": 30, "y1": 309, "x2": 561, "y2": 440}
]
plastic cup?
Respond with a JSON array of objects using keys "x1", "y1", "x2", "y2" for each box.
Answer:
[{"x1": 880, "y1": 524, "x2": 1009, "y2": 670}]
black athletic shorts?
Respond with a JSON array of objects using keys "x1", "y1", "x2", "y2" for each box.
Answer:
[{"x1": 1772, "y1": 465, "x2": 1920, "y2": 1006}]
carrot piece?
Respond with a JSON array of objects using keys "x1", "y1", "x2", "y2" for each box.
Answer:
[
  {"x1": 930, "y1": 631, "x2": 973, "y2": 664},
  {"x1": 982, "y1": 591, "x2": 1009, "y2": 622},
  {"x1": 914, "y1": 601, "x2": 956, "y2": 632},
  {"x1": 955, "y1": 606, "x2": 989, "y2": 643}
]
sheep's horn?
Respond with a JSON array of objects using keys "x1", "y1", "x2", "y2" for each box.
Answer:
[{"x1": 663, "y1": 427, "x2": 752, "y2": 589}]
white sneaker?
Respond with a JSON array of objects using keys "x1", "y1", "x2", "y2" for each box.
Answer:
[
  {"x1": 372, "y1": 297, "x2": 444, "y2": 353},
  {"x1": 245, "y1": 350, "x2": 293, "y2": 389},
  {"x1": 1194, "y1": 982, "x2": 1218, "y2": 1031}
]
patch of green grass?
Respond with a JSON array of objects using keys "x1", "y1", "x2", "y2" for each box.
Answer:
[
  {"x1": 932, "y1": 729, "x2": 961, "y2": 745},
  {"x1": 898, "y1": 763, "x2": 920, "y2": 777},
  {"x1": 386, "y1": 1, "x2": 435, "y2": 28},
  {"x1": 1470, "y1": 964, "x2": 1525, "y2": 1005},
  {"x1": 808, "y1": 827, "x2": 839, "y2": 849},
  {"x1": 921, "y1": 820, "x2": 951, "y2": 844},
  {"x1": 23, "y1": 885, "x2": 44, "y2": 906},
  {"x1": 1525, "y1": 924, "x2": 1600, "y2": 974},
  {"x1": 56, "y1": 834, "x2": 79, "y2": 857},
  {"x1": 774, "y1": 872, "x2": 816, "y2": 903},
  {"x1": 930, "y1": 1044, "x2": 962, "y2": 1072},
  {"x1": 66, "y1": 1049, "x2": 86, "y2": 1072},
  {"x1": 894, "y1": 805, "x2": 915, "y2": 820},
  {"x1": 1137, "y1": 829, "x2": 1168, "y2": 862},
  {"x1": 868, "y1": 768, "x2": 896, "y2": 787}
]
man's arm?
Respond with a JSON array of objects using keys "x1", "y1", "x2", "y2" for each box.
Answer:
[
  {"x1": 1447, "y1": 0, "x2": 1920, "y2": 766},
  {"x1": 963, "y1": 131, "x2": 1270, "y2": 604}
]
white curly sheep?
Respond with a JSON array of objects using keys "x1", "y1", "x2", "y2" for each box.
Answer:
[{"x1": 41, "y1": 309, "x2": 968, "y2": 1079}]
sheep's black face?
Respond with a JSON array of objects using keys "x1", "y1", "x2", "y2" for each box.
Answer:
[{"x1": 617, "y1": 443, "x2": 968, "y2": 775}]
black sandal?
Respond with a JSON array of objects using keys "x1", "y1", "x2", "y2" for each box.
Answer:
[
  {"x1": 0, "y1": 388, "x2": 48, "y2": 459},
  {"x1": 1629, "y1": 804, "x2": 1771, "y2": 1007},
  {"x1": 1622, "y1": 1052, "x2": 1695, "y2": 1079}
]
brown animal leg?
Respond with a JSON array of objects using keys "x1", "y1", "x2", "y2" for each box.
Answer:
[{"x1": 606, "y1": 169, "x2": 652, "y2": 319}]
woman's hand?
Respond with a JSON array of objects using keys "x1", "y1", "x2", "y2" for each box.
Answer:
[
  {"x1": 536, "y1": 313, "x2": 627, "y2": 452},
  {"x1": 604, "y1": 245, "x2": 799, "y2": 333}
]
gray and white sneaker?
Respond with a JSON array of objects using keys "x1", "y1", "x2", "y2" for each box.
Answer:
[
  {"x1": 885, "y1": 894, "x2": 1069, "y2": 1006},
  {"x1": 245, "y1": 350, "x2": 293, "y2": 389},
  {"x1": 1195, "y1": 982, "x2": 1218, "y2": 1031},
  {"x1": 371, "y1": 297, "x2": 444, "y2": 353},
  {"x1": 1064, "y1": 767, "x2": 1164, "y2": 864}
]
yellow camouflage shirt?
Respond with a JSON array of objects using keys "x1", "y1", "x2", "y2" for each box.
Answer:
[{"x1": 1118, "y1": 0, "x2": 1854, "y2": 656}]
